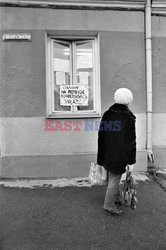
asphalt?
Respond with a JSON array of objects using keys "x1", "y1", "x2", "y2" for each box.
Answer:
[{"x1": 0, "y1": 179, "x2": 166, "y2": 250}]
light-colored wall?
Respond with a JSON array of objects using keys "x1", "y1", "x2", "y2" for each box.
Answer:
[
  {"x1": 0, "y1": 115, "x2": 146, "y2": 156},
  {"x1": 0, "y1": 7, "x2": 147, "y2": 177}
]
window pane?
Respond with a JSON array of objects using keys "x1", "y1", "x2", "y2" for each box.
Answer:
[
  {"x1": 76, "y1": 41, "x2": 94, "y2": 111},
  {"x1": 53, "y1": 41, "x2": 71, "y2": 111}
]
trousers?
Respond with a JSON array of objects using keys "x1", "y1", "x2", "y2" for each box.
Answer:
[{"x1": 103, "y1": 171, "x2": 122, "y2": 210}]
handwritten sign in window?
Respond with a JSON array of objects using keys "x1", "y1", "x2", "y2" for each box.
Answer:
[{"x1": 60, "y1": 85, "x2": 88, "y2": 106}]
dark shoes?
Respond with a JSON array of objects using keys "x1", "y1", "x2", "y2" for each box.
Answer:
[{"x1": 104, "y1": 207, "x2": 123, "y2": 215}]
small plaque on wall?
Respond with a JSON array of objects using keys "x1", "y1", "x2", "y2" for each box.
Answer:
[{"x1": 2, "y1": 33, "x2": 32, "y2": 41}]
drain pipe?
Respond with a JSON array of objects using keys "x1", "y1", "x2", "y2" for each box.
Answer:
[{"x1": 145, "y1": 0, "x2": 154, "y2": 164}]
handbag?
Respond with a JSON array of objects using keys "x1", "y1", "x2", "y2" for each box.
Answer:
[{"x1": 89, "y1": 162, "x2": 107, "y2": 185}]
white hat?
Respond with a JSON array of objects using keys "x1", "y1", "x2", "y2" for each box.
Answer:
[{"x1": 114, "y1": 88, "x2": 133, "y2": 105}]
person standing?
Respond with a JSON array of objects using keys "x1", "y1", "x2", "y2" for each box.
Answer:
[{"x1": 97, "y1": 88, "x2": 136, "y2": 215}]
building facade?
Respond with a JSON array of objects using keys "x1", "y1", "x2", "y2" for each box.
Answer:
[{"x1": 0, "y1": 0, "x2": 166, "y2": 178}]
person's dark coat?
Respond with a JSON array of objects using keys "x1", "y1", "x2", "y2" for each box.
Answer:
[{"x1": 97, "y1": 103, "x2": 136, "y2": 174}]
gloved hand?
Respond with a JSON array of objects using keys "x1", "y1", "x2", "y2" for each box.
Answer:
[{"x1": 126, "y1": 164, "x2": 134, "y2": 172}]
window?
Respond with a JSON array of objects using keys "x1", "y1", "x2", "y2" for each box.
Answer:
[{"x1": 46, "y1": 36, "x2": 101, "y2": 118}]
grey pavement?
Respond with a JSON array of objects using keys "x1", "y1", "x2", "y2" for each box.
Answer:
[
  {"x1": 147, "y1": 167, "x2": 166, "y2": 191},
  {"x1": 0, "y1": 179, "x2": 166, "y2": 250}
]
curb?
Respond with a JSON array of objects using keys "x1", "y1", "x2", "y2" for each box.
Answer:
[{"x1": 0, "y1": 172, "x2": 150, "y2": 189}]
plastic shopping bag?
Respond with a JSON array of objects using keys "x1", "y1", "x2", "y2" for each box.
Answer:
[
  {"x1": 89, "y1": 162, "x2": 107, "y2": 185},
  {"x1": 121, "y1": 166, "x2": 138, "y2": 209}
]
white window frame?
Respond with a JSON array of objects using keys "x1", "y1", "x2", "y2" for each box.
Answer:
[{"x1": 46, "y1": 35, "x2": 101, "y2": 118}]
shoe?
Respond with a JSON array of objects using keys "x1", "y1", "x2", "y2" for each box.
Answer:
[{"x1": 104, "y1": 208, "x2": 123, "y2": 215}]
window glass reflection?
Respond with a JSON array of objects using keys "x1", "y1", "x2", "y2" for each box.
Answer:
[
  {"x1": 76, "y1": 42, "x2": 94, "y2": 111},
  {"x1": 53, "y1": 42, "x2": 71, "y2": 111}
]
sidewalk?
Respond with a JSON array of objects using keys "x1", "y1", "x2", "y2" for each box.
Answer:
[
  {"x1": 148, "y1": 168, "x2": 166, "y2": 191},
  {"x1": 0, "y1": 176, "x2": 166, "y2": 250}
]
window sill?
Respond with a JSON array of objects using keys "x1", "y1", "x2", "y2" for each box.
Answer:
[{"x1": 46, "y1": 112, "x2": 101, "y2": 119}]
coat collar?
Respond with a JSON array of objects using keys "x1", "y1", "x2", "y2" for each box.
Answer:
[{"x1": 108, "y1": 103, "x2": 136, "y2": 119}]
